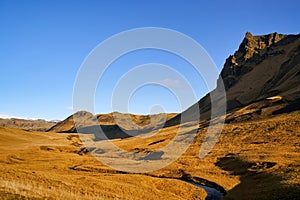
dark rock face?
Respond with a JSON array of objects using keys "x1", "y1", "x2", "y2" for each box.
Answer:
[
  {"x1": 217, "y1": 32, "x2": 300, "y2": 113},
  {"x1": 218, "y1": 32, "x2": 286, "y2": 90}
]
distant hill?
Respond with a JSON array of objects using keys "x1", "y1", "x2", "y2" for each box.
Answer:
[
  {"x1": 0, "y1": 118, "x2": 57, "y2": 131},
  {"x1": 47, "y1": 111, "x2": 177, "y2": 135},
  {"x1": 166, "y1": 32, "x2": 300, "y2": 126}
]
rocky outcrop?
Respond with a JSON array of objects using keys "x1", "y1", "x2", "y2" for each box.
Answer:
[
  {"x1": 218, "y1": 32, "x2": 286, "y2": 90},
  {"x1": 219, "y1": 32, "x2": 300, "y2": 109}
]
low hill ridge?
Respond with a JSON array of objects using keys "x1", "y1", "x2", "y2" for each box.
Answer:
[{"x1": 47, "y1": 111, "x2": 177, "y2": 133}]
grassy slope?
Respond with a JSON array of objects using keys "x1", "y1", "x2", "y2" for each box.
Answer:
[
  {"x1": 0, "y1": 127, "x2": 206, "y2": 200},
  {"x1": 0, "y1": 111, "x2": 299, "y2": 199},
  {"x1": 155, "y1": 112, "x2": 300, "y2": 199},
  {"x1": 101, "y1": 111, "x2": 300, "y2": 199}
]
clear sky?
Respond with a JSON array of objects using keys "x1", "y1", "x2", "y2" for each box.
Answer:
[{"x1": 0, "y1": 0, "x2": 299, "y2": 120}]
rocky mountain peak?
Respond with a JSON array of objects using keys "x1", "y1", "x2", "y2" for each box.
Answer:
[
  {"x1": 237, "y1": 32, "x2": 285, "y2": 61},
  {"x1": 169, "y1": 32, "x2": 299, "y2": 126},
  {"x1": 218, "y1": 32, "x2": 287, "y2": 90}
]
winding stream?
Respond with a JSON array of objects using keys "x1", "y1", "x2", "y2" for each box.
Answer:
[
  {"x1": 181, "y1": 180, "x2": 223, "y2": 200},
  {"x1": 69, "y1": 165, "x2": 225, "y2": 199}
]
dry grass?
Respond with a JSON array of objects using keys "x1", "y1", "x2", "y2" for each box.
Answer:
[
  {"x1": 104, "y1": 111, "x2": 300, "y2": 199},
  {"x1": 0, "y1": 127, "x2": 206, "y2": 200},
  {"x1": 154, "y1": 111, "x2": 300, "y2": 199},
  {"x1": 0, "y1": 111, "x2": 299, "y2": 199}
]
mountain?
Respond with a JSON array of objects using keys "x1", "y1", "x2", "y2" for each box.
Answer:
[
  {"x1": 0, "y1": 118, "x2": 57, "y2": 131},
  {"x1": 47, "y1": 111, "x2": 177, "y2": 134},
  {"x1": 218, "y1": 32, "x2": 299, "y2": 110},
  {"x1": 166, "y1": 32, "x2": 300, "y2": 126}
]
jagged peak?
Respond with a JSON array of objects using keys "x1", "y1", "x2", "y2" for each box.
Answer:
[
  {"x1": 217, "y1": 32, "x2": 295, "y2": 91},
  {"x1": 245, "y1": 31, "x2": 253, "y2": 39},
  {"x1": 241, "y1": 32, "x2": 285, "y2": 50},
  {"x1": 229, "y1": 32, "x2": 286, "y2": 64}
]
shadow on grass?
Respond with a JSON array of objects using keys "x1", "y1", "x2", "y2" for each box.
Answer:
[
  {"x1": 63, "y1": 124, "x2": 157, "y2": 141},
  {"x1": 215, "y1": 154, "x2": 300, "y2": 200},
  {"x1": 0, "y1": 190, "x2": 41, "y2": 200}
]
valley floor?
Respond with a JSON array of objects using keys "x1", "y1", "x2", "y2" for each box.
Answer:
[{"x1": 0, "y1": 111, "x2": 299, "y2": 199}]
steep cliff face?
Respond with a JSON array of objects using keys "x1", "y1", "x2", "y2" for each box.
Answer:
[
  {"x1": 220, "y1": 32, "x2": 300, "y2": 109},
  {"x1": 219, "y1": 32, "x2": 286, "y2": 90},
  {"x1": 166, "y1": 32, "x2": 300, "y2": 126}
]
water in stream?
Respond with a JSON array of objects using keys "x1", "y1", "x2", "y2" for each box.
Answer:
[{"x1": 181, "y1": 180, "x2": 223, "y2": 200}]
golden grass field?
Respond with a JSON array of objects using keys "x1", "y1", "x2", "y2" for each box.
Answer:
[
  {"x1": 0, "y1": 126, "x2": 206, "y2": 200},
  {"x1": 0, "y1": 110, "x2": 299, "y2": 199}
]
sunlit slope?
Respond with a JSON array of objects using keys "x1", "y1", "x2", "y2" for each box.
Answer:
[
  {"x1": 0, "y1": 127, "x2": 206, "y2": 200},
  {"x1": 2, "y1": 110, "x2": 297, "y2": 199},
  {"x1": 106, "y1": 111, "x2": 300, "y2": 199}
]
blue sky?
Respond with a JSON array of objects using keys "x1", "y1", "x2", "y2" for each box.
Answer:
[{"x1": 0, "y1": 0, "x2": 299, "y2": 120}]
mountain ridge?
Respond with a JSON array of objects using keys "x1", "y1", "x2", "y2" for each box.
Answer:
[
  {"x1": 0, "y1": 118, "x2": 56, "y2": 131},
  {"x1": 165, "y1": 32, "x2": 300, "y2": 127},
  {"x1": 47, "y1": 111, "x2": 177, "y2": 133}
]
